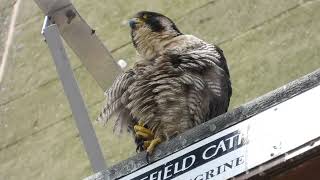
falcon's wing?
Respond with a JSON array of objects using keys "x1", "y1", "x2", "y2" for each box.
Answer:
[
  {"x1": 97, "y1": 70, "x2": 136, "y2": 134},
  {"x1": 167, "y1": 45, "x2": 232, "y2": 125},
  {"x1": 204, "y1": 46, "x2": 232, "y2": 116}
]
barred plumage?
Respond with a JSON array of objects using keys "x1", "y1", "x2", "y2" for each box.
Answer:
[{"x1": 97, "y1": 11, "x2": 232, "y2": 153}]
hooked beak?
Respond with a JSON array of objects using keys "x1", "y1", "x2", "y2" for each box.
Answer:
[{"x1": 129, "y1": 18, "x2": 143, "y2": 29}]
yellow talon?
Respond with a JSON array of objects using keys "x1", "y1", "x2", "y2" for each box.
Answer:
[
  {"x1": 144, "y1": 140, "x2": 151, "y2": 149},
  {"x1": 136, "y1": 131, "x2": 153, "y2": 140},
  {"x1": 134, "y1": 125, "x2": 153, "y2": 135},
  {"x1": 134, "y1": 124, "x2": 154, "y2": 140},
  {"x1": 146, "y1": 137, "x2": 162, "y2": 155}
]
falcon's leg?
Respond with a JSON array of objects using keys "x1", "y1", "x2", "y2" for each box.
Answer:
[
  {"x1": 144, "y1": 140, "x2": 151, "y2": 149},
  {"x1": 134, "y1": 122, "x2": 162, "y2": 162},
  {"x1": 134, "y1": 124, "x2": 154, "y2": 140},
  {"x1": 135, "y1": 138, "x2": 144, "y2": 152},
  {"x1": 146, "y1": 137, "x2": 162, "y2": 163},
  {"x1": 134, "y1": 122, "x2": 154, "y2": 152},
  {"x1": 146, "y1": 137, "x2": 162, "y2": 154},
  {"x1": 134, "y1": 138, "x2": 152, "y2": 152}
]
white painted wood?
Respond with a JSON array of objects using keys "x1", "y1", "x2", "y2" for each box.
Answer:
[{"x1": 120, "y1": 85, "x2": 320, "y2": 180}]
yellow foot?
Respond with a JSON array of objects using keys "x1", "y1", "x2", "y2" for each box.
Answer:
[
  {"x1": 146, "y1": 137, "x2": 162, "y2": 154},
  {"x1": 134, "y1": 123, "x2": 154, "y2": 152},
  {"x1": 146, "y1": 137, "x2": 162, "y2": 163},
  {"x1": 143, "y1": 140, "x2": 151, "y2": 150},
  {"x1": 134, "y1": 124, "x2": 154, "y2": 140}
]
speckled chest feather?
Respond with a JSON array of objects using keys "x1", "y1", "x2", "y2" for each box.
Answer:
[{"x1": 98, "y1": 35, "x2": 232, "y2": 141}]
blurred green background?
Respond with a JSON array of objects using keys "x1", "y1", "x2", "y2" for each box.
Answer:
[{"x1": 1, "y1": 0, "x2": 320, "y2": 179}]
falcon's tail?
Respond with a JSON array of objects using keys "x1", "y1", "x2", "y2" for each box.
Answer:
[
  {"x1": 96, "y1": 96, "x2": 122, "y2": 124},
  {"x1": 96, "y1": 98, "x2": 135, "y2": 135}
]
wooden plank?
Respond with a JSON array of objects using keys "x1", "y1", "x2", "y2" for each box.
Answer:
[
  {"x1": 1, "y1": 1, "x2": 320, "y2": 179},
  {"x1": 86, "y1": 68, "x2": 320, "y2": 179}
]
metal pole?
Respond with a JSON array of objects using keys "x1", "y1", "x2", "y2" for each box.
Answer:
[
  {"x1": 34, "y1": 0, "x2": 121, "y2": 91},
  {"x1": 42, "y1": 20, "x2": 106, "y2": 172}
]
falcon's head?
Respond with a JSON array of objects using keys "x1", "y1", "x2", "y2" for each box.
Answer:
[{"x1": 129, "y1": 11, "x2": 182, "y2": 60}]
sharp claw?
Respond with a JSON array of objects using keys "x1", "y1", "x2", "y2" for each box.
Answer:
[
  {"x1": 144, "y1": 140, "x2": 151, "y2": 150},
  {"x1": 135, "y1": 137, "x2": 144, "y2": 152},
  {"x1": 136, "y1": 145, "x2": 141, "y2": 153},
  {"x1": 145, "y1": 137, "x2": 162, "y2": 163},
  {"x1": 134, "y1": 123, "x2": 161, "y2": 159},
  {"x1": 146, "y1": 152, "x2": 150, "y2": 163}
]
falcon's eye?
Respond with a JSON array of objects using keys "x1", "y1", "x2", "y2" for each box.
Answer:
[{"x1": 142, "y1": 14, "x2": 148, "y2": 19}]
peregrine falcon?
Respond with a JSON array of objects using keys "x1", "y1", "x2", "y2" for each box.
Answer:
[{"x1": 97, "y1": 11, "x2": 232, "y2": 158}]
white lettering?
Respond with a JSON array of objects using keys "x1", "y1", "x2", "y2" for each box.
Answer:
[
  {"x1": 174, "y1": 161, "x2": 183, "y2": 174},
  {"x1": 202, "y1": 136, "x2": 234, "y2": 160},
  {"x1": 182, "y1": 155, "x2": 196, "y2": 171},
  {"x1": 202, "y1": 145, "x2": 217, "y2": 160},
  {"x1": 163, "y1": 164, "x2": 173, "y2": 179},
  {"x1": 157, "y1": 170, "x2": 162, "y2": 180},
  {"x1": 237, "y1": 133, "x2": 242, "y2": 146},
  {"x1": 225, "y1": 134, "x2": 239, "y2": 149},
  {"x1": 149, "y1": 171, "x2": 158, "y2": 180},
  {"x1": 213, "y1": 140, "x2": 227, "y2": 156},
  {"x1": 173, "y1": 162, "x2": 182, "y2": 174}
]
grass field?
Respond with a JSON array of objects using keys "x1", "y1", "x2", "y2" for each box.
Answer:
[{"x1": 1, "y1": 0, "x2": 320, "y2": 179}]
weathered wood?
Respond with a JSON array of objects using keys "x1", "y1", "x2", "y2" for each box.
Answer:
[
  {"x1": 235, "y1": 138, "x2": 320, "y2": 179},
  {"x1": 86, "y1": 68, "x2": 320, "y2": 180},
  {"x1": 2, "y1": 1, "x2": 320, "y2": 179}
]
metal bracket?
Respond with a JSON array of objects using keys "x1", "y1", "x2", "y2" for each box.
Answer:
[
  {"x1": 42, "y1": 17, "x2": 107, "y2": 173},
  {"x1": 35, "y1": 0, "x2": 122, "y2": 91}
]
